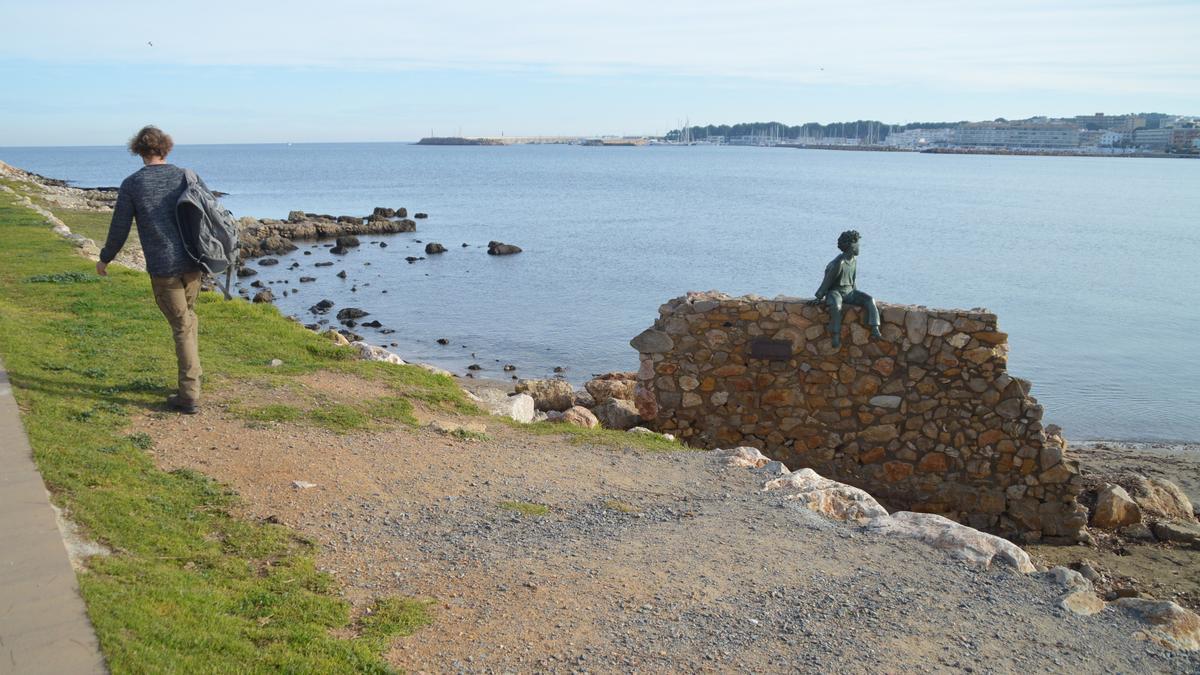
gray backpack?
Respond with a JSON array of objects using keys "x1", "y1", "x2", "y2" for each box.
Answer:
[{"x1": 175, "y1": 169, "x2": 239, "y2": 299}]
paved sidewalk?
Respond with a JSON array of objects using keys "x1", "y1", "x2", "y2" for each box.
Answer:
[{"x1": 0, "y1": 358, "x2": 106, "y2": 674}]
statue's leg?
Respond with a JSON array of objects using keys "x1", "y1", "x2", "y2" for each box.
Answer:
[
  {"x1": 845, "y1": 291, "x2": 882, "y2": 338},
  {"x1": 826, "y1": 292, "x2": 844, "y2": 347}
]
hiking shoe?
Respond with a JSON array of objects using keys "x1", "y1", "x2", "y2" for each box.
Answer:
[{"x1": 166, "y1": 394, "x2": 199, "y2": 415}]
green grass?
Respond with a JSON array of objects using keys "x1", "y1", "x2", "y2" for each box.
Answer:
[
  {"x1": 517, "y1": 419, "x2": 687, "y2": 452},
  {"x1": 449, "y1": 428, "x2": 490, "y2": 442},
  {"x1": 498, "y1": 500, "x2": 550, "y2": 517},
  {"x1": 54, "y1": 207, "x2": 113, "y2": 242},
  {"x1": 232, "y1": 394, "x2": 419, "y2": 433},
  {"x1": 0, "y1": 192, "x2": 462, "y2": 672}
]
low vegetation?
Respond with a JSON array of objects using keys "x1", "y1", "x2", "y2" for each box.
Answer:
[{"x1": 0, "y1": 192, "x2": 467, "y2": 672}]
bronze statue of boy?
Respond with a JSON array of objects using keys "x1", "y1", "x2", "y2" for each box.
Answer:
[{"x1": 809, "y1": 230, "x2": 881, "y2": 348}]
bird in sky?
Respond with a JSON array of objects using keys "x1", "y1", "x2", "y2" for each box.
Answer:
[{"x1": 147, "y1": 41, "x2": 153, "y2": 47}]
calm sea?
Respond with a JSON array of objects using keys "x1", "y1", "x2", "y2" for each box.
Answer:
[{"x1": 3, "y1": 143, "x2": 1198, "y2": 442}]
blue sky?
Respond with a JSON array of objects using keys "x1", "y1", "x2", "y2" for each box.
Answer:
[{"x1": 2, "y1": 0, "x2": 1197, "y2": 146}]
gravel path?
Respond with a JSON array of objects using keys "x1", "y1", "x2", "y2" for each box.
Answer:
[{"x1": 137, "y1": 375, "x2": 1200, "y2": 673}]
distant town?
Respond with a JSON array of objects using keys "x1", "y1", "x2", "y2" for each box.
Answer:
[{"x1": 419, "y1": 112, "x2": 1200, "y2": 156}]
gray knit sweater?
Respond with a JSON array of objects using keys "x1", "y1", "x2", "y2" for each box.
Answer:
[{"x1": 100, "y1": 164, "x2": 204, "y2": 277}]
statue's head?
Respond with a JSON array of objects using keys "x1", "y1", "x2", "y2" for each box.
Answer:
[{"x1": 837, "y1": 230, "x2": 861, "y2": 255}]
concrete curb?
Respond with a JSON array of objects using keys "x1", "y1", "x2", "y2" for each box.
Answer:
[{"x1": 0, "y1": 357, "x2": 106, "y2": 673}]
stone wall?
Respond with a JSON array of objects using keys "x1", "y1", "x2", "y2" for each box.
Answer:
[{"x1": 632, "y1": 291, "x2": 1087, "y2": 542}]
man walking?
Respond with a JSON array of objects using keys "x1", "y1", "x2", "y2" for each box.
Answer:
[{"x1": 97, "y1": 126, "x2": 204, "y2": 414}]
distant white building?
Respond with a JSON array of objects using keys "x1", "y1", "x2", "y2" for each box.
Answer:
[
  {"x1": 1079, "y1": 130, "x2": 1124, "y2": 148},
  {"x1": 1133, "y1": 127, "x2": 1200, "y2": 150},
  {"x1": 883, "y1": 128, "x2": 954, "y2": 148},
  {"x1": 954, "y1": 124, "x2": 1080, "y2": 149}
]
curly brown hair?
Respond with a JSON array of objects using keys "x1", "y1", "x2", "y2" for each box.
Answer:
[
  {"x1": 128, "y1": 126, "x2": 173, "y2": 158},
  {"x1": 837, "y1": 229, "x2": 861, "y2": 252}
]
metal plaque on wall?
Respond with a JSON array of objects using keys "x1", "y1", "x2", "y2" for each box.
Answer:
[{"x1": 748, "y1": 338, "x2": 793, "y2": 361}]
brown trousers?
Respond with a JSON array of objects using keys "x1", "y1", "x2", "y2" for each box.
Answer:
[{"x1": 150, "y1": 271, "x2": 202, "y2": 403}]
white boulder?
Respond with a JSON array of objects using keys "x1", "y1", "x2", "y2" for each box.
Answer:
[
  {"x1": 867, "y1": 511, "x2": 1036, "y2": 574},
  {"x1": 350, "y1": 341, "x2": 406, "y2": 365},
  {"x1": 763, "y1": 468, "x2": 889, "y2": 523}
]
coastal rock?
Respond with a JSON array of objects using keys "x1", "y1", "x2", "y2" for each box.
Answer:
[
  {"x1": 349, "y1": 341, "x2": 405, "y2": 365},
  {"x1": 866, "y1": 511, "x2": 1037, "y2": 574},
  {"x1": 1129, "y1": 476, "x2": 1195, "y2": 521},
  {"x1": 237, "y1": 267, "x2": 257, "y2": 277},
  {"x1": 475, "y1": 389, "x2": 536, "y2": 423},
  {"x1": 514, "y1": 378, "x2": 575, "y2": 412},
  {"x1": 1151, "y1": 521, "x2": 1200, "y2": 547},
  {"x1": 323, "y1": 329, "x2": 350, "y2": 346},
  {"x1": 336, "y1": 307, "x2": 368, "y2": 321},
  {"x1": 560, "y1": 406, "x2": 599, "y2": 429},
  {"x1": 1048, "y1": 566, "x2": 1092, "y2": 592},
  {"x1": 395, "y1": 208, "x2": 407, "y2": 218},
  {"x1": 371, "y1": 207, "x2": 395, "y2": 218},
  {"x1": 763, "y1": 468, "x2": 889, "y2": 523},
  {"x1": 336, "y1": 215, "x2": 362, "y2": 224},
  {"x1": 629, "y1": 329, "x2": 673, "y2": 354},
  {"x1": 591, "y1": 398, "x2": 640, "y2": 430},
  {"x1": 336, "y1": 235, "x2": 360, "y2": 249},
  {"x1": 572, "y1": 390, "x2": 596, "y2": 409},
  {"x1": 424, "y1": 242, "x2": 447, "y2": 254},
  {"x1": 1091, "y1": 484, "x2": 1142, "y2": 529},
  {"x1": 414, "y1": 212, "x2": 428, "y2": 219},
  {"x1": 584, "y1": 372, "x2": 637, "y2": 404},
  {"x1": 1115, "y1": 598, "x2": 1200, "y2": 651},
  {"x1": 1060, "y1": 590, "x2": 1106, "y2": 616},
  {"x1": 718, "y1": 446, "x2": 771, "y2": 469},
  {"x1": 252, "y1": 289, "x2": 275, "y2": 303},
  {"x1": 309, "y1": 299, "x2": 335, "y2": 314},
  {"x1": 258, "y1": 257, "x2": 279, "y2": 266},
  {"x1": 299, "y1": 276, "x2": 316, "y2": 282},
  {"x1": 487, "y1": 241, "x2": 522, "y2": 255},
  {"x1": 287, "y1": 210, "x2": 306, "y2": 222}
]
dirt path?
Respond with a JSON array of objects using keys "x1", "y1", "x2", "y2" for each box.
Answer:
[{"x1": 137, "y1": 373, "x2": 1199, "y2": 673}]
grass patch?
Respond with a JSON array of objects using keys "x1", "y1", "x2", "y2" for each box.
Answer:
[
  {"x1": 356, "y1": 597, "x2": 433, "y2": 651},
  {"x1": 233, "y1": 395, "x2": 418, "y2": 433},
  {"x1": 238, "y1": 403, "x2": 304, "y2": 424},
  {"x1": 0, "y1": 190, "x2": 445, "y2": 671},
  {"x1": 517, "y1": 420, "x2": 687, "y2": 452},
  {"x1": 25, "y1": 270, "x2": 101, "y2": 284},
  {"x1": 54, "y1": 207, "x2": 114, "y2": 243},
  {"x1": 449, "y1": 428, "x2": 490, "y2": 442},
  {"x1": 499, "y1": 500, "x2": 550, "y2": 517}
]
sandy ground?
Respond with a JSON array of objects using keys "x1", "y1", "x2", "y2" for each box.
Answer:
[{"x1": 136, "y1": 373, "x2": 1200, "y2": 673}]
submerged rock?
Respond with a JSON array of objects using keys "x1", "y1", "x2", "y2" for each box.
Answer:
[
  {"x1": 425, "y1": 242, "x2": 447, "y2": 254},
  {"x1": 252, "y1": 289, "x2": 275, "y2": 303},
  {"x1": 487, "y1": 240, "x2": 522, "y2": 255}
]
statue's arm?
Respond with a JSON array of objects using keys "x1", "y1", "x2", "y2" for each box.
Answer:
[{"x1": 814, "y1": 259, "x2": 837, "y2": 300}]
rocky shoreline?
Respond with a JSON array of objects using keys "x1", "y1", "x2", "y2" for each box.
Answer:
[{"x1": 4, "y1": 157, "x2": 1200, "y2": 664}]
